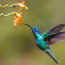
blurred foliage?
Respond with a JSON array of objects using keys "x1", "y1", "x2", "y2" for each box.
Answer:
[{"x1": 0, "y1": 0, "x2": 65, "y2": 65}]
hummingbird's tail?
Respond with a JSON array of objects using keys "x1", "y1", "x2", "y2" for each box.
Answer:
[{"x1": 45, "y1": 50, "x2": 58, "y2": 64}]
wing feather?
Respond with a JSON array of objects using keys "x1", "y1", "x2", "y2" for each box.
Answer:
[
  {"x1": 48, "y1": 24, "x2": 65, "y2": 35},
  {"x1": 44, "y1": 32, "x2": 65, "y2": 46}
]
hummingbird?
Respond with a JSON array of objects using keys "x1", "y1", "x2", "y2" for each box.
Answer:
[{"x1": 23, "y1": 23, "x2": 65, "y2": 64}]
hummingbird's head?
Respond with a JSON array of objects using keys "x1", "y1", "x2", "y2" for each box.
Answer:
[{"x1": 23, "y1": 23, "x2": 40, "y2": 34}]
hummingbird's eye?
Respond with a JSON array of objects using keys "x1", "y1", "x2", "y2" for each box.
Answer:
[
  {"x1": 35, "y1": 28, "x2": 37, "y2": 29},
  {"x1": 34, "y1": 28, "x2": 38, "y2": 30}
]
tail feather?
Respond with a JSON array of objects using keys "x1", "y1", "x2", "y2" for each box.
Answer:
[{"x1": 46, "y1": 50, "x2": 58, "y2": 64}]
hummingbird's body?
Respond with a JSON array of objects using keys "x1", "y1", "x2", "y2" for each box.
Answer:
[
  {"x1": 30, "y1": 27, "x2": 50, "y2": 51},
  {"x1": 23, "y1": 23, "x2": 65, "y2": 64},
  {"x1": 35, "y1": 32, "x2": 48, "y2": 51}
]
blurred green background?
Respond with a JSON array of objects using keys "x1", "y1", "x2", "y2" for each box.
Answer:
[{"x1": 0, "y1": 0, "x2": 65, "y2": 65}]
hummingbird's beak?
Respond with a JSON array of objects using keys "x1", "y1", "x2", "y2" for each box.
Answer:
[{"x1": 23, "y1": 23, "x2": 33, "y2": 29}]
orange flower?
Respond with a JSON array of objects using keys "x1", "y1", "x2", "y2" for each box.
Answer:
[
  {"x1": 12, "y1": 12, "x2": 22, "y2": 28},
  {"x1": 15, "y1": 0, "x2": 28, "y2": 14}
]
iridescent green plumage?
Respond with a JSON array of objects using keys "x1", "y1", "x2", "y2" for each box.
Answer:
[{"x1": 23, "y1": 23, "x2": 65, "y2": 64}]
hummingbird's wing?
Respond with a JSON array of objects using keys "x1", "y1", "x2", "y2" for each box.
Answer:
[
  {"x1": 48, "y1": 24, "x2": 65, "y2": 35},
  {"x1": 44, "y1": 32, "x2": 65, "y2": 46}
]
